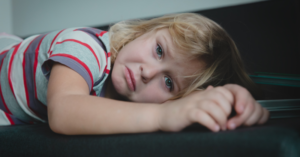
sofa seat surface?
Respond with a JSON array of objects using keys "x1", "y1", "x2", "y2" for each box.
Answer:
[{"x1": 0, "y1": 118, "x2": 299, "y2": 157}]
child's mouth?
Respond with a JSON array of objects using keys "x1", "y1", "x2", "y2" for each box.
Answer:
[{"x1": 125, "y1": 67, "x2": 136, "y2": 91}]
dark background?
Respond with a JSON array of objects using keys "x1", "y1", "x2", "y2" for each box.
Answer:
[{"x1": 199, "y1": 0, "x2": 300, "y2": 75}]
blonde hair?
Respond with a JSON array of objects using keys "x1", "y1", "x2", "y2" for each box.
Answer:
[{"x1": 109, "y1": 13, "x2": 262, "y2": 99}]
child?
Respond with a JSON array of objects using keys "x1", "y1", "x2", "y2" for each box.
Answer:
[{"x1": 0, "y1": 13, "x2": 269, "y2": 134}]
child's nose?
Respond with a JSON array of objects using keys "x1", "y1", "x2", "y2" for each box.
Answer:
[{"x1": 140, "y1": 65, "x2": 160, "y2": 83}]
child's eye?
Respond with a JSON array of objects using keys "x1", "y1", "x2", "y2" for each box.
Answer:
[
  {"x1": 156, "y1": 44, "x2": 163, "y2": 59},
  {"x1": 164, "y1": 76, "x2": 173, "y2": 91}
]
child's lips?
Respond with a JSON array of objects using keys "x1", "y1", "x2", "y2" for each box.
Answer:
[{"x1": 125, "y1": 67, "x2": 136, "y2": 91}]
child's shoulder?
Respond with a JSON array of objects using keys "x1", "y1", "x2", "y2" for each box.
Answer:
[{"x1": 49, "y1": 27, "x2": 109, "y2": 51}]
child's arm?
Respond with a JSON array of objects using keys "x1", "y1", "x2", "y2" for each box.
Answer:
[{"x1": 47, "y1": 63, "x2": 161, "y2": 135}]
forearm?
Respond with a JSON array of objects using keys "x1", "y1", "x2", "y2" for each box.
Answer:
[{"x1": 48, "y1": 94, "x2": 160, "y2": 135}]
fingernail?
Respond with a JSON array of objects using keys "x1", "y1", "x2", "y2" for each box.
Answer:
[
  {"x1": 215, "y1": 125, "x2": 220, "y2": 132},
  {"x1": 229, "y1": 122, "x2": 236, "y2": 130}
]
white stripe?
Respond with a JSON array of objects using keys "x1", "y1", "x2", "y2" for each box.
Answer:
[
  {"x1": 98, "y1": 32, "x2": 111, "y2": 72},
  {"x1": 0, "y1": 110, "x2": 11, "y2": 125},
  {"x1": 98, "y1": 32, "x2": 110, "y2": 53},
  {"x1": 36, "y1": 33, "x2": 55, "y2": 105},
  {"x1": 46, "y1": 27, "x2": 83, "y2": 57},
  {"x1": 55, "y1": 30, "x2": 107, "y2": 84},
  {"x1": 93, "y1": 31, "x2": 111, "y2": 96},
  {"x1": 10, "y1": 35, "x2": 45, "y2": 122}
]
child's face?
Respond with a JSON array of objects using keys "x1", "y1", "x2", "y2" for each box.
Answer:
[{"x1": 111, "y1": 29, "x2": 203, "y2": 103}]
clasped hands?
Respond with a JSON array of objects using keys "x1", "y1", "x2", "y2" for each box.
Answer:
[{"x1": 158, "y1": 84, "x2": 269, "y2": 132}]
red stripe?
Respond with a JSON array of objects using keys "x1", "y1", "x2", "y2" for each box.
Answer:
[
  {"x1": 56, "y1": 39, "x2": 101, "y2": 71},
  {"x1": 104, "y1": 69, "x2": 110, "y2": 74},
  {"x1": 91, "y1": 90, "x2": 96, "y2": 96},
  {"x1": 8, "y1": 43, "x2": 21, "y2": 98},
  {"x1": 107, "y1": 52, "x2": 111, "y2": 57},
  {"x1": 34, "y1": 35, "x2": 47, "y2": 99},
  {"x1": 0, "y1": 57, "x2": 12, "y2": 114},
  {"x1": 97, "y1": 31, "x2": 107, "y2": 37},
  {"x1": 23, "y1": 36, "x2": 39, "y2": 108},
  {"x1": 4, "y1": 112, "x2": 14, "y2": 125},
  {"x1": 0, "y1": 50, "x2": 9, "y2": 55},
  {"x1": 51, "y1": 54, "x2": 94, "y2": 87},
  {"x1": 48, "y1": 29, "x2": 65, "y2": 54}
]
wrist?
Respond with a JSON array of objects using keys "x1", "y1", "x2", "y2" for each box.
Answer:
[{"x1": 143, "y1": 104, "x2": 162, "y2": 132}]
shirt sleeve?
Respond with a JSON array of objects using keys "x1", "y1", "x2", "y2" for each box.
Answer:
[{"x1": 41, "y1": 29, "x2": 108, "y2": 91}]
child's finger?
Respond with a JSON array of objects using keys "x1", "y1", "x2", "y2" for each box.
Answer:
[
  {"x1": 226, "y1": 100, "x2": 254, "y2": 130},
  {"x1": 212, "y1": 87, "x2": 234, "y2": 115},
  {"x1": 242, "y1": 102, "x2": 263, "y2": 126},
  {"x1": 200, "y1": 101, "x2": 228, "y2": 130},
  {"x1": 224, "y1": 84, "x2": 250, "y2": 114},
  {"x1": 257, "y1": 108, "x2": 270, "y2": 124},
  {"x1": 189, "y1": 109, "x2": 220, "y2": 132}
]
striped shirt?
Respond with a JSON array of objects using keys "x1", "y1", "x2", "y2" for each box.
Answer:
[{"x1": 0, "y1": 28, "x2": 111, "y2": 125}]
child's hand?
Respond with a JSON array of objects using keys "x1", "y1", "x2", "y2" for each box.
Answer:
[
  {"x1": 157, "y1": 84, "x2": 269, "y2": 132},
  {"x1": 158, "y1": 86, "x2": 234, "y2": 132},
  {"x1": 223, "y1": 84, "x2": 269, "y2": 130}
]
